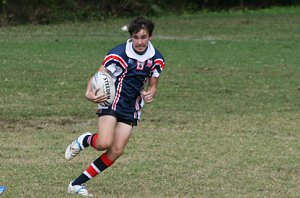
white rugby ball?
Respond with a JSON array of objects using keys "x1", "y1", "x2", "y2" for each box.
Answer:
[{"x1": 92, "y1": 71, "x2": 116, "y2": 107}]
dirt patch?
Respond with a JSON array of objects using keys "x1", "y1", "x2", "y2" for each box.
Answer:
[{"x1": 0, "y1": 117, "x2": 87, "y2": 132}]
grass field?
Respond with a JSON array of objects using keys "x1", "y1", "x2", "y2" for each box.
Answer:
[{"x1": 1, "y1": 6, "x2": 300, "y2": 198}]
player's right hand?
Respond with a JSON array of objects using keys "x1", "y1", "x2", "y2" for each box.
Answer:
[{"x1": 85, "y1": 89, "x2": 108, "y2": 104}]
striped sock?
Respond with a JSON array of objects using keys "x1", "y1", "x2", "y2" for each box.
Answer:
[
  {"x1": 87, "y1": 133, "x2": 99, "y2": 150},
  {"x1": 82, "y1": 134, "x2": 91, "y2": 148},
  {"x1": 72, "y1": 153, "x2": 114, "y2": 186}
]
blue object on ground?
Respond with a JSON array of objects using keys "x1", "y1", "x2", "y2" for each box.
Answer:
[{"x1": 0, "y1": 186, "x2": 7, "y2": 194}]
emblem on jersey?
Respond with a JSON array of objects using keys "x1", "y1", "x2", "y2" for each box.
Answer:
[
  {"x1": 128, "y1": 58, "x2": 134, "y2": 64},
  {"x1": 136, "y1": 61, "x2": 145, "y2": 70},
  {"x1": 146, "y1": 59, "x2": 152, "y2": 67}
]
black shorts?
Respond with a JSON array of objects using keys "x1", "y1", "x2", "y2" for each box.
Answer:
[{"x1": 96, "y1": 109, "x2": 138, "y2": 127}]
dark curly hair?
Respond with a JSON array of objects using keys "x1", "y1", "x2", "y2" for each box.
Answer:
[{"x1": 128, "y1": 16, "x2": 155, "y2": 37}]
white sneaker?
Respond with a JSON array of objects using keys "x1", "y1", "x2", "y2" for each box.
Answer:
[
  {"x1": 65, "y1": 132, "x2": 92, "y2": 160},
  {"x1": 68, "y1": 181, "x2": 93, "y2": 197}
]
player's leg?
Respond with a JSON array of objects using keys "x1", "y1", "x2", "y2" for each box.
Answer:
[
  {"x1": 71, "y1": 120, "x2": 133, "y2": 185},
  {"x1": 105, "y1": 121, "x2": 133, "y2": 161},
  {"x1": 90, "y1": 115, "x2": 117, "y2": 150},
  {"x1": 67, "y1": 115, "x2": 117, "y2": 195},
  {"x1": 68, "y1": 120, "x2": 133, "y2": 196},
  {"x1": 65, "y1": 112, "x2": 117, "y2": 160},
  {"x1": 84, "y1": 108, "x2": 121, "y2": 151},
  {"x1": 78, "y1": 121, "x2": 133, "y2": 184}
]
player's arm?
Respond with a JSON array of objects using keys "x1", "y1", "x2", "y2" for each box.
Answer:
[
  {"x1": 85, "y1": 67, "x2": 108, "y2": 104},
  {"x1": 143, "y1": 77, "x2": 159, "y2": 104},
  {"x1": 98, "y1": 64, "x2": 110, "y2": 73}
]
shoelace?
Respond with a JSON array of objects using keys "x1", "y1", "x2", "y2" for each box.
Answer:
[{"x1": 70, "y1": 141, "x2": 81, "y2": 156}]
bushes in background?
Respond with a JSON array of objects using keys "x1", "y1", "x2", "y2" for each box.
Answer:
[{"x1": 0, "y1": 0, "x2": 299, "y2": 25}]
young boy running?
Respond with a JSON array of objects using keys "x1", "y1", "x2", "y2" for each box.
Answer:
[{"x1": 65, "y1": 16, "x2": 165, "y2": 196}]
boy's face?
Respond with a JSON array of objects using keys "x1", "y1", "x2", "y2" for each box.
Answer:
[{"x1": 131, "y1": 28, "x2": 152, "y2": 53}]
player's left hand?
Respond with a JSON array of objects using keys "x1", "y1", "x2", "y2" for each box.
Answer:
[{"x1": 143, "y1": 90, "x2": 155, "y2": 104}]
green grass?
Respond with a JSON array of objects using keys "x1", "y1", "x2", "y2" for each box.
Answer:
[{"x1": 1, "y1": 7, "x2": 300, "y2": 197}]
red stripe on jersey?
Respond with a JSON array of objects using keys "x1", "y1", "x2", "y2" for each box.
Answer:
[
  {"x1": 100, "y1": 153, "x2": 114, "y2": 167},
  {"x1": 135, "y1": 95, "x2": 141, "y2": 111},
  {"x1": 85, "y1": 163, "x2": 99, "y2": 177},
  {"x1": 102, "y1": 54, "x2": 128, "y2": 69},
  {"x1": 101, "y1": 54, "x2": 128, "y2": 111},
  {"x1": 112, "y1": 72, "x2": 126, "y2": 110},
  {"x1": 154, "y1": 59, "x2": 165, "y2": 70}
]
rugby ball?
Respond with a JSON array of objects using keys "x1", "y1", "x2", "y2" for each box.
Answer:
[{"x1": 92, "y1": 71, "x2": 116, "y2": 108}]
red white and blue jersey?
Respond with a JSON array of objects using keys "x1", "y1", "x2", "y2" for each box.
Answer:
[{"x1": 99, "y1": 39, "x2": 165, "y2": 121}]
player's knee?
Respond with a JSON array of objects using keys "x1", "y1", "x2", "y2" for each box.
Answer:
[
  {"x1": 111, "y1": 146, "x2": 124, "y2": 157},
  {"x1": 94, "y1": 139, "x2": 112, "y2": 151}
]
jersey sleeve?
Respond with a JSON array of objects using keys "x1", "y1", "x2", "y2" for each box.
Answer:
[
  {"x1": 151, "y1": 50, "x2": 165, "y2": 78},
  {"x1": 100, "y1": 44, "x2": 128, "y2": 77}
]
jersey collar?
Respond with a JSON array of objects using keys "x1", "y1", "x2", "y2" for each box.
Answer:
[{"x1": 125, "y1": 39, "x2": 155, "y2": 62}]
